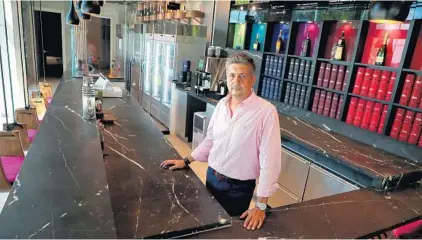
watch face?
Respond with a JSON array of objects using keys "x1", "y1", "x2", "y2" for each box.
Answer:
[{"x1": 257, "y1": 202, "x2": 266, "y2": 210}]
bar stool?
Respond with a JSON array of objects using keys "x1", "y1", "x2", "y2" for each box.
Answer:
[
  {"x1": 39, "y1": 82, "x2": 53, "y2": 105},
  {"x1": 3, "y1": 123, "x2": 30, "y2": 153},
  {"x1": 15, "y1": 108, "x2": 39, "y2": 143},
  {"x1": 29, "y1": 95, "x2": 47, "y2": 122},
  {"x1": 0, "y1": 130, "x2": 25, "y2": 186}
]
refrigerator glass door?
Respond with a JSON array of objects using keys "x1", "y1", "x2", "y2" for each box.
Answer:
[
  {"x1": 162, "y1": 42, "x2": 175, "y2": 107},
  {"x1": 153, "y1": 41, "x2": 164, "y2": 101},
  {"x1": 144, "y1": 39, "x2": 154, "y2": 94}
]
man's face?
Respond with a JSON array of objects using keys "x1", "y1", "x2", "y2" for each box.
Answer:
[{"x1": 226, "y1": 63, "x2": 256, "y2": 99}]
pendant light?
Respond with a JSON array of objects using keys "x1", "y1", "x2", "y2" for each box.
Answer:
[
  {"x1": 81, "y1": 0, "x2": 101, "y2": 15},
  {"x1": 98, "y1": 0, "x2": 104, "y2": 7},
  {"x1": 66, "y1": 1, "x2": 80, "y2": 25},
  {"x1": 369, "y1": 1, "x2": 412, "y2": 24}
]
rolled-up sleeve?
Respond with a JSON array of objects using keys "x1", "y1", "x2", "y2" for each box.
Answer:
[
  {"x1": 257, "y1": 108, "x2": 281, "y2": 197},
  {"x1": 190, "y1": 104, "x2": 218, "y2": 162}
]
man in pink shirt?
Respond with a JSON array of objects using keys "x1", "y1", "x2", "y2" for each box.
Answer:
[{"x1": 161, "y1": 53, "x2": 281, "y2": 231}]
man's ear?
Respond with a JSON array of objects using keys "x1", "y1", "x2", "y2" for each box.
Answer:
[{"x1": 251, "y1": 74, "x2": 257, "y2": 85}]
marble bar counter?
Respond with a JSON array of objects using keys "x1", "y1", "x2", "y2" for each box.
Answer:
[
  {"x1": 0, "y1": 74, "x2": 117, "y2": 238},
  {"x1": 179, "y1": 88, "x2": 422, "y2": 190},
  {"x1": 0, "y1": 76, "x2": 230, "y2": 238},
  {"x1": 193, "y1": 184, "x2": 422, "y2": 239}
]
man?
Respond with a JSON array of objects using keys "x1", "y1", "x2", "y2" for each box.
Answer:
[{"x1": 161, "y1": 53, "x2": 281, "y2": 231}]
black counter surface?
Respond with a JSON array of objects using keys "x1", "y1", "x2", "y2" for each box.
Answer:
[
  {"x1": 0, "y1": 77, "x2": 230, "y2": 238},
  {"x1": 0, "y1": 76, "x2": 117, "y2": 238},
  {"x1": 192, "y1": 184, "x2": 422, "y2": 239},
  {"x1": 101, "y1": 95, "x2": 230, "y2": 238}
]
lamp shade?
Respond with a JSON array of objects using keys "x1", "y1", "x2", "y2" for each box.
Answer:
[
  {"x1": 369, "y1": 1, "x2": 412, "y2": 23},
  {"x1": 65, "y1": 1, "x2": 79, "y2": 25},
  {"x1": 81, "y1": 0, "x2": 101, "y2": 15},
  {"x1": 98, "y1": 0, "x2": 104, "y2": 7}
]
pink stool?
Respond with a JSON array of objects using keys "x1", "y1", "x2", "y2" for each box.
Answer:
[
  {"x1": 28, "y1": 129, "x2": 37, "y2": 143},
  {"x1": 0, "y1": 156, "x2": 25, "y2": 183},
  {"x1": 393, "y1": 220, "x2": 422, "y2": 238}
]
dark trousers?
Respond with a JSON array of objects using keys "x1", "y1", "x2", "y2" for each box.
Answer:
[{"x1": 205, "y1": 167, "x2": 256, "y2": 216}]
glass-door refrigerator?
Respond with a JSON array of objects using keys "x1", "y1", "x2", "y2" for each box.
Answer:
[
  {"x1": 142, "y1": 31, "x2": 154, "y2": 113},
  {"x1": 157, "y1": 36, "x2": 176, "y2": 128},
  {"x1": 150, "y1": 40, "x2": 164, "y2": 119}
]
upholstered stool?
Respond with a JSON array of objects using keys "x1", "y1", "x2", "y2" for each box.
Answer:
[
  {"x1": 39, "y1": 82, "x2": 53, "y2": 105},
  {"x1": 2, "y1": 123, "x2": 30, "y2": 153},
  {"x1": 29, "y1": 96, "x2": 47, "y2": 122},
  {"x1": 0, "y1": 131, "x2": 25, "y2": 187},
  {"x1": 15, "y1": 108, "x2": 39, "y2": 143}
]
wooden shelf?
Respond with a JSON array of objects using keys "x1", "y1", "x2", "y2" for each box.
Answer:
[
  {"x1": 402, "y1": 68, "x2": 422, "y2": 75},
  {"x1": 313, "y1": 85, "x2": 345, "y2": 95},
  {"x1": 317, "y1": 58, "x2": 351, "y2": 66},
  {"x1": 354, "y1": 63, "x2": 399, "y2": 72},
  {"x1": 283, "y1": 79, "x2": 310, "y2": 87},
  {"x1": 264, "y1": 52, "x2": 286, "y2": 57},
  {"x1": 348, "y1": 93, "x2": 390, "y2": 105},
  {"x1": 393, "y1": 103, "x2": 422, "y2": 113},
  {"x1": 287, "y1": 55, "x2": 313, "y2": 61},
  {"x1": 261, "y1": 74, "x2": 282, "y2": 80}
]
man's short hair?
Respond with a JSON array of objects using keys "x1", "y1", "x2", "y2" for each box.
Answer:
[{"x1": 225, "y1": 53, "x2": 256, "y2": 72}]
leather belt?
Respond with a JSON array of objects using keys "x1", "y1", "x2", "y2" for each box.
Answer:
[{"x1": 211, "y1": 169, "x2": 255, "y2": 184}]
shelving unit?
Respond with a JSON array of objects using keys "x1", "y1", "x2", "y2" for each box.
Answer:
[
  {"x1": 226, "y1": 1, "x2": 422, "y2": 149},
  {"x1": 313, "y1": 85, "x2": 344, "y2": 95},
  {"x1": 354, "y1": 62, "x2": 399, "y2": 72},
  {"x1": 349, "y1": 93, "x2": 390, "y2": 105},
  {"x1": 317, "y1": 58, "x2": 351, "y2": 66},
  {"x1": 403, "y1": 68, "x2": 422, "y2": 75},
  {"x1": 394, "y1": 103, "x2": 422, "y2": 113},
  {"x1": 284, "y1": 79, "x2": 310, "y2": 87}
]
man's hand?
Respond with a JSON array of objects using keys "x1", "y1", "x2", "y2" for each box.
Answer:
[
  {"x1": 160, "y1": 159, "x2": 186, "y2": 170},
  {"x1": 240, "y1": 207, "x2": 266, "y2": 230}
]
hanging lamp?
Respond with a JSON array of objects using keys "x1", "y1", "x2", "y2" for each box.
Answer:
[
  {"x1": 81, "y1": 0, "x2": 101, "y2": 15},
  {"x1": 66, "y1": 1, "x2": 80, "y2": 25},
  {"x1": 98, "y1": 0, "x2": 104, "y2": 7}
]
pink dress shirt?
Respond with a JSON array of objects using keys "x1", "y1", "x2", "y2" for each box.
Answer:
[{"x1": 191, "y1": 92, "x2": 281, "y2": 197}]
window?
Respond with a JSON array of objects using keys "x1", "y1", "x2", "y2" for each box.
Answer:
[{"x1": 0, "y1": 1, "x2": 26, "y2": 127}]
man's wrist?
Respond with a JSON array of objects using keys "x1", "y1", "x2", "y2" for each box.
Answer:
[{"x1": 183, "y1": 157, "x2": 191, "y2": 168}]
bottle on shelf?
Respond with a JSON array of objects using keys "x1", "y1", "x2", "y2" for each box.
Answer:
[
  {"x1": 333, "y1": 31, "x2": 345, "y2": 61},
  {"x1": 275, "y1": 30, "x2": 284, "y2": 54},
  {"x1": 375, "y1": 32, "x2": 389, "y2": 66},
  {"x1": 301, "y1": 30, "x2": 311, "y2": 57},
  {"x1": 218, "y1": 79, "x2": 228, "y2": 96},
  {"x1": 253, "y1": 33, "x2": 261, "y2": 51}
]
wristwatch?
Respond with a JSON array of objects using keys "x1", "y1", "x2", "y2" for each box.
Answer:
[
  {"x1": 256, "y1": 202, "x2": 267, "y2": 211},
  {"x1": 183, "y1": 157, "x2": 191, "y2": 168}
]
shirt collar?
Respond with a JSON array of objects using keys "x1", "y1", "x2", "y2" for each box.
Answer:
[{"x1": 223, "y1": 89, "x2": 256, "y2": 106}]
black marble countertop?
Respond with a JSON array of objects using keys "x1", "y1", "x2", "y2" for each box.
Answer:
[
  {"x1": 101, "y1": 95, "x2": 230, "y2": 238},
  {"x1": 192, "y1": 184, "x2": 422, "y2": 239},
  {"x1": 175, "y1": 87, "x2": 422, "y2": 190},
  {"x1": 0, "y1": 76, "x2": 117, "y2": 238},
  {"x1": 0, "y1": 77, "x2": 230, "y2": 238}
]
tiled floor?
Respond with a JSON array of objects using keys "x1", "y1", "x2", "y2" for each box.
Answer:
[{"x1": 0, "y1": 191, "x2": 9, "y2": 214}]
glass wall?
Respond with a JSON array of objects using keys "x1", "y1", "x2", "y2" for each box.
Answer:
[{"x1": 0, "y1": 1, "x2": 27, "y2": 127}]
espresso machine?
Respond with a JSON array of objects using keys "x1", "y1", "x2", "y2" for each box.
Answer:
[{"x1": 193, "y1": 55, "x2": 227, "y2": 97}]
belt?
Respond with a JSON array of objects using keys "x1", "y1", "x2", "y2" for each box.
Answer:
[{"x1": 211, "y1": 169, "x2": 255, "y2": 184}]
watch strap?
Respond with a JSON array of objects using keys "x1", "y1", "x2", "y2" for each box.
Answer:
[{"x1": 183, "y1": 157, "x2": 190, "y2": 168}]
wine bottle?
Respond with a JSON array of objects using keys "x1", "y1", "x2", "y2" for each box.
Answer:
[
  {"x1": 301, "y1": 30, "x2": 311, "y2": 57},
  {"x1": 253, "y1": 33, "x2": 261, "y2": 51},
  {"x1": 333, "y1": 31, "x2": 345, "y2": 61},
  {"x1": 275, "y1": 30, "x2": 284, "y2": 54},
  {"x1": 375, "y1": 33, "x2": 388, "y2": 66}
]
